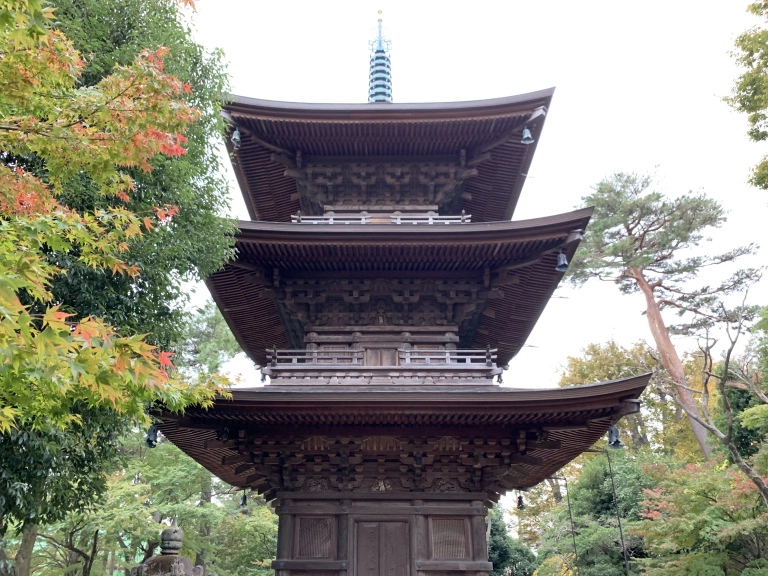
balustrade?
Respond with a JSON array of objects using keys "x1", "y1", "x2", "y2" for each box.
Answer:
[
  {"x1": 266, "y1": 347, "x2": 496, "y2": 367},
  {"x1": 290, "y1": 210, "x2": 471, "y2": 225}
]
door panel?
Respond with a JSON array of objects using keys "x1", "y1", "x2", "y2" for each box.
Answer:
[
  {"x1": 357, "y1": 523, "x2": 380, "y2": 576},
  {"x1": 355, "y1": 521, "x2": 409, "y2": 576},
  {"x1": 380, "y1": 522, "x2": 408, "y2": 576}
]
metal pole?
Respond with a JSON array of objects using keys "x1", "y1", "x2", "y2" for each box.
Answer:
[
  {"x1": 604, "y1": 449, "x2": 630, "y2": 576},
  {"x1": 551, "y1": 476, "x2": 579, "y2": 576},
  {"x1": 563, "y1": 477, "x2": 579, "y2": 576}
]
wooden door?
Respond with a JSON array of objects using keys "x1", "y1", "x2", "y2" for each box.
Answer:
[
  {"x1": 363, "y1": 348, "x2": 398, "y2": 366},
  {"x1": 355, "y1": 522, "x2": 409, "y2": 576}
]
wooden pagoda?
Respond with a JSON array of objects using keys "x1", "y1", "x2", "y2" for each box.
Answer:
[{"x1": 159, "y1": 89, "x2": 649, "y2": 576}]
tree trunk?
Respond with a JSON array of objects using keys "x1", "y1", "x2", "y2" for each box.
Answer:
[
  {"x1": 545, "y1": 478, "x2": 563, "y2": 503},
  {"x1": 727, "y1": 439, "x2": 768, "y2": 508},
  {"x1": 625, "y1": 413, "x2": 649, "y2": 450},
  {"x1": 65, "y1": 550, "x2": 79, "y2": 576},
  {"x1": 14, "y1": 525, "x2": 37, "y2": 576},
  {"x1": 81, "y1": 530, "x2": 98, "y2": 576},
  {"x1": 631, "y1": 267, "x2": 712, "y2": 457}
]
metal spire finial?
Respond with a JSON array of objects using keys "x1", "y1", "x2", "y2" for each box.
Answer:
[{"x1": 368, "y1": 9, "x2": 392, "y2": 103}]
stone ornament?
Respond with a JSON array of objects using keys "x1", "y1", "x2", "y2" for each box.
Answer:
[{"x1": 131, "y1": 519, "x2": 204, "y2": 576}]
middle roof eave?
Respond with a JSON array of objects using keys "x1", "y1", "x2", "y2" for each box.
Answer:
[{"x1": 207, "y1": 209, "x2": 591, "y2": 366}]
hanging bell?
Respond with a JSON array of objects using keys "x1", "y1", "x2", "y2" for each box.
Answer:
[
  {"x1": 230, "y1": 127, "x2": 242, "y2": 149},
  {"x1": 555, "y1": 250, "x2": 569, "y2": 273},
  {"x1": 240, "y1": 490, "x2": 248, "y2": 508},
  {"x1": 145, "y1": 425, "x2": 159, "y2": 448},
  {"x1": 517, "y1": 494, "x2": 525, "y2": 510},
  {"x1": 521, "y1": 126, "x2": 534, "y2": 145},
  {"x1": 607, "y1": 425, "x2": 623, "y2": 449}
]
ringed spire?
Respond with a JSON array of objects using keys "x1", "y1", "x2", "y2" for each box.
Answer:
[{"x1": 368, "y1": 10, "x2": 392, "y2": 103}]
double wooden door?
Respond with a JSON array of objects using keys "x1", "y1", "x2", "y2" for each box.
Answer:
[{"x1": 355, "y1": 521, "x2": 409, "y2": 576}]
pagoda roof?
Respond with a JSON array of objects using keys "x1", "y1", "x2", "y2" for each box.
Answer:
[
  {"x1": 208, "y1": 208, "x2": 592, "y2": 367},
  {"x1": 158, "y1": 373, "x2": 649, "y2": 498},
  {"x1": 223, "y1": 89, "x2": 553, "y2": 223}
]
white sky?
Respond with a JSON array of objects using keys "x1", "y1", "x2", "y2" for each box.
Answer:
[{"x1": 189, "y1": 1, "x2": 768, "y2": 387}]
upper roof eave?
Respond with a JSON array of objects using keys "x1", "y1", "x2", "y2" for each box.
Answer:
[
  {"x1": 233, "y1": 207, "x2": 593, "y2": 244},
  {"x1": 224, "y1": 88, "x2": 556, "y2": 122}
]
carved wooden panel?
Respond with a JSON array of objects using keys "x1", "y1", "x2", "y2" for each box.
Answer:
[
  {"x1": 355, "y1": 521, "x2": 409, "y2": 576},
  {"x1": 272, "y1": 277, "x2": 492, "y2": 334},
  {"x1": 287, "y1": 160, "x2": 477, "y2": 215},
  {"x1": 429, "y1": 517, "x2": 470, "y2": 559},
  {"x1": 295, "y1": 517, "x2": 335, "y2": 559},
  {"x1": 216, "y1": 430, "x2": 563, "y2": 498}
]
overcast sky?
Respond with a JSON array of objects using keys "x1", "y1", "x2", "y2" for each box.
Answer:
[{"x1": 189, "y1": 1, "x2": 768, "y2": 387}]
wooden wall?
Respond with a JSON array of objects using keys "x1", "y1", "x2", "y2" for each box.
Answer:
[{"x1": 272, "y1": 493, "x2": 492, "y2": 576}]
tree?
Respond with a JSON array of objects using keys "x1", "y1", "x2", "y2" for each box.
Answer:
[
  {"x1": 177, "y1": 300, "x2": 242, "y2": 375},
  {"x1": 536, "y1": 452, "x2": 652, "y2": 576},
  {"x1": 569, "y1": 173, "x2": 760, "y2": 457},
  {"x1": 28, "y1": 433, "x2": 278, "y2": 576},
  {"x1": 679, "y1": 298, "x2": 768, "y2": 508},
  {"x1": 487, "y1": 505, "x2": 537, "y2": 576},
  {"x1": 728, "y1": 1, "x2": 768, "y2": 190},
  {"x1": 637, "y1": 460, "x2": 768, "y2": 575},
  {"x1": 559, "y1": 340, "x2": 706, "y2": 460},
  {"x1": 46, "y1": 0, "x2": 236, "y2": 350},
  {"x1": 0, "y1": 2, "x2": 225, "y2": 573}
]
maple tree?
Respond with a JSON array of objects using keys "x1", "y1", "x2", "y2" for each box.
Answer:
[
  {"x1": 637, "y1": 460, "x2": 768, "y2": 575},
  {"x1": 47, "y1": 0, "x2": 235, "y2": 351},
  {"x1": 0, "y1": 0, "x2": 225, "y2": 513}
]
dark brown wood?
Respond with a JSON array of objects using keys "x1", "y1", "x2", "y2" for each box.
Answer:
[
  {"x1": 224, "y1": 91, "x2": 553, "y2": 224},
  {"x1": 416, "y1": 560, "x2": 492, "y2": 571},
  {"x1": 271, "y1": 559, "x2": 345, "y2": 570},
  {"x1": 164, "y1": 90, "x2": 652, "y2": 576},
  {"x1": 470, "y1": 501, "x2": 487, "y2": 562},
  {"x1": 209, "y1": 209, "x2": 593, "y2": 367}
]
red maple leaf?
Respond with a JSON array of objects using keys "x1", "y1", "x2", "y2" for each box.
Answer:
[{"x1": 157, "y1": 351, "x2": 175, "y2": 370}]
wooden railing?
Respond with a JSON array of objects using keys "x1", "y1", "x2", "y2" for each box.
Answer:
[
  {"x1": 266, "y1": 348, "x2": 364, "y2": 367},
  {"x1": 290, "y1": 211, "x2": 471, "y2": 225},
  {"x1": 391, "y1": 211, "x2": 471, "y2": 225},
  {"x1": 398, "y1": 348, "x2": 496, "y2": 367},
  {"x1": 290, "y1": 213, "x2": 370, "y2": 225},
  {"x1": 265, "y1": 347, "x2": 496, "y2": 367}
]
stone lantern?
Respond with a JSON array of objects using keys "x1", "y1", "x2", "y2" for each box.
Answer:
[{"x1": 131, "y1": 519, "x2": 203, "y2": 576}]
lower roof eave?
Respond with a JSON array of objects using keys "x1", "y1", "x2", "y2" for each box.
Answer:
[
  {"x1": 157, "y1": 374, "x2": 649, "y2": 496},
  {"x1": 162, "y1": 374, "x2": 649, "y2": 420}
]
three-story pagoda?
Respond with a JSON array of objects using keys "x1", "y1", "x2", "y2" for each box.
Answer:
[{"x1": 160, "y1": 22, "x2": 649, "y2": 576}]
